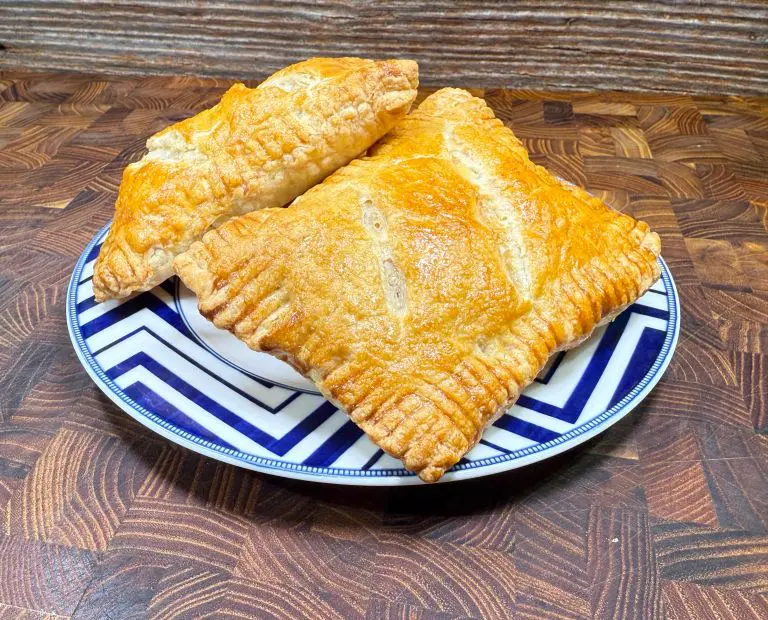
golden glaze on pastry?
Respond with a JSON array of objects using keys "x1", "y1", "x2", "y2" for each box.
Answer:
[
  {"x1": 174, "y1": 88, "x2": 661, "y2": 482},
  {"x1": 93, "y1": 57, "x2": 418, "y2": 302}
]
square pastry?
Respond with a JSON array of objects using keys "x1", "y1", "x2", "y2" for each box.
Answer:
[{"x1": 174, "y1": 88, "x2": 661, "y2": 482}]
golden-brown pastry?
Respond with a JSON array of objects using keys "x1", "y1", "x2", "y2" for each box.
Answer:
[
  {"x1": 93, "y1": 57, "x2": 418, "y2": 301},
  {"x1": 174, "y1": 88, "x2": 661, "y2": 482}
]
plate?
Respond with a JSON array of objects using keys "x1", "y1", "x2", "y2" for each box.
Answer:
[{"x1": 68, "y1": 224, "x2": 679, "y2": 485}]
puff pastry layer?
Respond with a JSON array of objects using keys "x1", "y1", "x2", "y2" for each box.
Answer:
[
  {"x1": 174, "y1": 88, "x2": 661, "y2": 482},
  {"x1": 93, "y1": 57, "x2": 418, "y2": 301}
]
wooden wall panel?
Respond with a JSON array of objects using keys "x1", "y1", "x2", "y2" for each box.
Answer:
[{"x1": 0, "y1": 1, "x2": 767, "y2": 95}]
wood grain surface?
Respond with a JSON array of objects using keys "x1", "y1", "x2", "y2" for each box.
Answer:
[
  {"x1": 1, "y1": 2, "x2": 768, "y2": 95},
  {"x1": 0, "y1": 70, "x2": 767, "y2": 619}
]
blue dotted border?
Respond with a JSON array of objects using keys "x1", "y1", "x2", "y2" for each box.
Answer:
[{"x1": 67, "y1": 223, "x2": 679, "y2": 481}]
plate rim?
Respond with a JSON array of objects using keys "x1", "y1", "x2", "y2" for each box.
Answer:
[{"x1": 68, "y1": 223, "x2": 680, "y2": 486}]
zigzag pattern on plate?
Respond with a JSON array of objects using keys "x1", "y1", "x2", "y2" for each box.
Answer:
[{"x1": 69, "y1": 226, "x2": 673, "y2": 480}]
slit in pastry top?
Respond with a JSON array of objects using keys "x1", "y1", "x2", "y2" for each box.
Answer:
[
  {"x1": 174, "y1": 88, "x2": 661, "y2": 482},
  {"x1": 92, "y1": 57, "x2": 419, "y2": 302}
]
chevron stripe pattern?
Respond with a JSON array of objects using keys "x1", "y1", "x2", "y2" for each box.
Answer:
[{"x1": 69, "y1": 225, "x2": 678, "y2": 483}]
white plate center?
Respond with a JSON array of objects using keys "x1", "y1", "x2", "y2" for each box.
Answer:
[{"x1": 176, "y1": 280, "x2": 319, "y2": 392}]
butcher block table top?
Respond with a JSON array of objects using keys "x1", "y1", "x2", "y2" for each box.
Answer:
[{"x1": 0, "y1": 70, "x2": 767, "y2": 619}]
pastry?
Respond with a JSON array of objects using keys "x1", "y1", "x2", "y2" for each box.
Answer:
[
  {"x1": 93, "y1": 57, "x2": 419, "y2": 301},
  {"x1": 174, "y1": 88, "x2": 661, "y2": 482}
]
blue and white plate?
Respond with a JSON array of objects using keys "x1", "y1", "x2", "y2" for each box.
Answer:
[{"x1": 68, "y1": 224, "x2": 679, "y2": 485}]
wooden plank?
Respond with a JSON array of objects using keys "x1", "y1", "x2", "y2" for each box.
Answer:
[{"x1": 0, "y1": 2, "x2": 767, "y2": 94}]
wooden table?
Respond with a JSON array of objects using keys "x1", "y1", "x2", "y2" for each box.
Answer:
[{"x1": 0, "y1": 71, "x2": 766, "y2": 619}]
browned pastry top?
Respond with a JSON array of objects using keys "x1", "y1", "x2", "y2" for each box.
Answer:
[
  {"x1": 174, "y1": 88, "x2": 661, "y2": 481},
  {"x1": 93, "y1": 57, "x2": 418, "y2": 301}
]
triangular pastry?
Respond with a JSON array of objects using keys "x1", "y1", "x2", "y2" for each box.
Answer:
[
  {"x1": 174, "y1": 88, "x2": 661, "y2": 482},
  {"x1": 93, "y1": 57, "x2": 418, "y2": 301}
]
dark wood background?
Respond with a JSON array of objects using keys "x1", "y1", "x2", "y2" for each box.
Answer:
[
  {"x1": 1, "y1": 1, "x2": 767, "y2": 95},
  {"x1": 0, "y1": 69, "x2": 767, "y2": 618}
]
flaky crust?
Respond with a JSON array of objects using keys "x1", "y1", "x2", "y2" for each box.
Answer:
[
  {"x1": 174, "y1": 88, "x2": 661, "y2": 482},
  {"x1": 93, "y1": 57, "x2": 418, "y2": 301}
]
